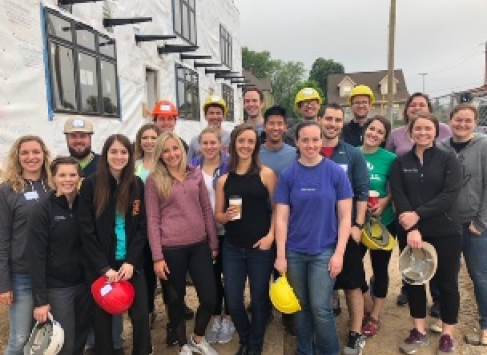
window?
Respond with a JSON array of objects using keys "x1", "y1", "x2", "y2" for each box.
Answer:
[
  {"x1": 220, "y1": 25, "x2": 232, "y2": 68},
  {"x1": 45, "y1": 8, "x2": 119, "y2": 117},
  {"x1": 173, "y1": 0, "x2": 196, "y2": 44},
  {"x1": 221, "y1": 84, "x2": 234, "y2": 121},
  {"x1": 176, "y1": 64, "x2": 199, "y2": 121}
]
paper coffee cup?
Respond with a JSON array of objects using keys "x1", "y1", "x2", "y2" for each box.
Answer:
[
  {"x1": 368, "y1": 190, "x2": 380, "y2": 207},
  {"x1": 229, "y1": 196, "x2": 242, "y2": 220}
]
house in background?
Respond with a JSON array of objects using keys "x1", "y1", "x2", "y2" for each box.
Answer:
[
  {"x1": 242, "y1": 70, "x2": 274, "y2": 108},
  {"x1": 327, "y1": 69, "x2": 410, "y2": 122},
  {"x1": 0, "y1": 0, "x2": 242, "y2": 160}
]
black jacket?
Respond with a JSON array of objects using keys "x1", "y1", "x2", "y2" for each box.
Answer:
[
  {"x1": 81, "y1": 152, "x2": 100, "y2": 178},
  {"x1": 77, "y1": 173, "x2": 147, "y2": 281},
  {"x1": 390, "y1": 145, "x2": 462, "y2": 238},
  {"x1": 28, "y1": 192, "x2": 83, "y2": 307}
]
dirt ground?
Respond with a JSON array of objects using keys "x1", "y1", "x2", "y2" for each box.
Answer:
[{"x1": 0, "y1": 248, "x2": 485, "y2": 355}]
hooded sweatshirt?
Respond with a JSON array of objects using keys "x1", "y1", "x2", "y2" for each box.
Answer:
[{"x1": 437, "y1": 134, "x2": 487, "y2": 233}]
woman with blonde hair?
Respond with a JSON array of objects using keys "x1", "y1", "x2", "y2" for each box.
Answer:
[
  {"x1": 0, "y1": 135, "x2": 52, "y2": 355},
  {"x1": 145, "y1": 132, "x2": 219, "y2": 355}
]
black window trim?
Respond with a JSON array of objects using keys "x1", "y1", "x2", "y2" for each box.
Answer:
[
  {"x1": 172, "y1": 0, "x2": 197, "y2": 45},
  {"x1": 44, "y1": 7, "x2": 120, "y2": 118},
  {"x1": 221, "y1": 83, "x2": 235, "y2": 122},
  {"x1": 220, "y1": 24, "x2": 232, "y2": 68},
  {"x1": 175, "y1": 63, "x2": 200, "y2": 121}
]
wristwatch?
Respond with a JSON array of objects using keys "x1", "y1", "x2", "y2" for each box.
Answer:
[{"x1": 353, "y1": 222, "x2": 364, "y2": 229}]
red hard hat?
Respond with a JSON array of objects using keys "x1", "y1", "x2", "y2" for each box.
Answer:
[
  {"x1": 152, "y1": 100, "x2": 179, "y2": 118},
  {"x1": 91, "y1": 276, "x2": 135, "y2": 315}
]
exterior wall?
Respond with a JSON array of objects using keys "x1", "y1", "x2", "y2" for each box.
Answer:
[{"x1": 0, "y1": 0, "x2": 241, "y2": 162}]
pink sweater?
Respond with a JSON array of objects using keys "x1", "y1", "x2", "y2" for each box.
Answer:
[{"x1": 145, "y1": 166, "x2": 218, "y2": 261}]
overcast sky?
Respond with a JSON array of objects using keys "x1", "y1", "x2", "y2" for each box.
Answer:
[{"x1": 233, "y1": 0, "x2": 487, "y2": 99}]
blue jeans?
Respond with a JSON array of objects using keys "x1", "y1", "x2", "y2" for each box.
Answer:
[
  {"x1": 287, "y1": 248, "x2": 339, "y2": 355},
  {"x1": 222, "y1": 241, "x2": 275, "y2": 353},
  {"x1": 86, "y1": 314, "x2": 124, "y2": 349},
  {"x1": 4, "y1": 274, "x2": 33, "y2": 355},
  {"x1": 463, "y1": 225, "x2": 487, "y2": 329}
]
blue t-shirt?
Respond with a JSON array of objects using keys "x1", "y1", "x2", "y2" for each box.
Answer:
[
  {"x1": 273, "y1": 159, "x2": 353, "y2": 254},
  {"x1": 115, "y1": 210, "x2": 126, "y2": 260},
  {"x1": 259, "y1": 143, "x2": 296, "y2": 177}
]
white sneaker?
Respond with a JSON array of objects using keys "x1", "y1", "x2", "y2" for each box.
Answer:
[
  {"x1": 189, "y1": 335, "x2": 219, "y2": 355},
  {"x1": 217, "y1": 318, "x2": 235, "y2": 344},
  {"x1": 205, "y1": 317, "x2": 222, "y2": 344},
  {"x1": 179, "y1": 344, "x2": 195, "y2": 355}
]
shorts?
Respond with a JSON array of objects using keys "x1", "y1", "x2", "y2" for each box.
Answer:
[{"x1": 334, "y1": 237, "x2": 366, "y2": 291}]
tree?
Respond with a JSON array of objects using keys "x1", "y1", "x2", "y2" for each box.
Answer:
[
  {"x1": 271, "y1": 61, "x2": 306, "y2": 115},
  {"x1": 289, "y1": 80, "x2": 324, "y2": 116},
  {"x1": 308, "y1": 58, "x2": 345, "y2": 100},
  {"x1": 241, "y1": 47, "x2": 280, "y2": 79}
]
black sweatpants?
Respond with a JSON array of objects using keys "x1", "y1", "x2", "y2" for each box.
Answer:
[
  {"x1": 213, "y1": 236, "x2": 229, "y2": 315},
  {"x1": 143, "y1": 244, "x2": 157, "y2": 313},
  {"x1": 162, "y1": 241, "x2": 217, "y2": 346},
  {"x1": 405, "y1": 235, "x2": 462, "y2": 324},
  {"x1": 93, "y1": 270, "x2": 149, "y2": 355}
]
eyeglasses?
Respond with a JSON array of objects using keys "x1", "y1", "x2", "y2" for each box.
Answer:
[
  {"x1": 300, "y1": 100, "x2": 319, "y2": 107},
  {"x1": 352, "y1": 100, "x2": 370, "y2": 106}
]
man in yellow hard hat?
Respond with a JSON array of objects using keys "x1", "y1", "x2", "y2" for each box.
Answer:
[
  {"x1": 342, "y1": 85, "x2": 375, "y2": 147},
  {"x1": 187, "y1": 95, "x2": 232, "y2": 159},
  {"x1": 284, "y1": 87, "x2": 323, "y2": 147}
]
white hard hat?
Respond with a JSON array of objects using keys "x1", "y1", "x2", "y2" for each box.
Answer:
[
  {"x1": 24, "y1": 313, "x2": 64, "y2": 355},
  {"x1": 399, "y1": 242, "x2": 438, "y2": 285}
]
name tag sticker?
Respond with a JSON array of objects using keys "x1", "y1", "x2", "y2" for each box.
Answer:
[
  {"x1": 100, "y1": 284, "x2": 113, "y2": 296},
  {"x1": 24, "y1": 191, "x2": 39, "y2": 200}
]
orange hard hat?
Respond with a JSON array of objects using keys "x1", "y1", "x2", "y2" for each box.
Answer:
[{"x1": 152, "y1": 100, "x2": 179, "y2": 118}]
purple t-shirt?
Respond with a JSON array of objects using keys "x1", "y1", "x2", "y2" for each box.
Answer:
[
  {"x1": 273, "y1": 159, "x2": 353, "y2": 254},
  {"x1": 386, "y1": 122, "x2": 451, "y2": 156}
]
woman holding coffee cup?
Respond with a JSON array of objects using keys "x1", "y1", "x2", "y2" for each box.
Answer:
[
  {"x1": 215, "y1": 124, "x2": 276, "y2": 355},
  {"x1": 359, "y1": 116, "x2": 397, "y2": 337}
]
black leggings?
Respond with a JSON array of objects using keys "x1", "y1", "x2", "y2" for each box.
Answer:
[
  {"x1": 361, "y1": 222, "x2": 396, "y2": 298},
  {"x1": 213, "y1": 236, "x2": 229, "y2": 315},
  {"x1": 143, "y1": 244, "x2": 157, "y2": 313},
  {"x1": 162, "y1": 241, "x2": 217, "y2": 346},
  {"x1": 405, "y1": 235, "x2": 462, "y2": 324}
]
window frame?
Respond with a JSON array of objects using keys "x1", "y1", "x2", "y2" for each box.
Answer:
[
  {"x1": 172, "y1": 0, "x2": 197, "y2": 45},
  {"x1": 221, "y1": 83, "x2": 235, "y2": 122},
  {"x1": 220, "y1": 25, "x2": 232, "y2": 68},
  {"x1": 44, "y1": 7, "x2": 120, "y2": 118},
  {"x1": 175, "y1": 64, "x2": 200, "y2": 121}
]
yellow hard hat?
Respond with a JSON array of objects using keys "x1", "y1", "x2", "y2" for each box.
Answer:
[
  {"x1": 349, "y1": 85, "x2": 375, "y2": 105},
  {"x1": 269, "y1": 273, "x2": 301, "y2": 314},
  {"x1": 294, "y1": 88, "x2": 323, "y2": 112},
  {"x1": 203, "y1": 95, "x2": 228, "y2": 115},
  {"x1": 361, "y1": 217, "x2": 396, "y2": 251}
]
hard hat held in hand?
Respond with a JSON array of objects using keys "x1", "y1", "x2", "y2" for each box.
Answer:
[
  {"x1": 24, "y1": 312, "x2": 64, "y2": 355},
  {"x1": 269, "y1": 273, "x2": 301, "y2": 314},
  {"x1": 361, "y1": 217, "x2": 396, "y2": 251},
  {"x1": 91, "y1": 276, "x2": 135, "y2": 315},
  {"x1": 399, "y1": 241, "x2": 438, "y2": 286}
]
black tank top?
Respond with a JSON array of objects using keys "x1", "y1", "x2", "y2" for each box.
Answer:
[{"x1": 224, "y1": 171, "x2": 271, "y2": 248}]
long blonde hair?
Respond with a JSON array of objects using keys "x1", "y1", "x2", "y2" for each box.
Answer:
[
  {"x1": 3, "y1": 135, "x2": 52, "y2": 193},
  {"x1": 151, "y1": 132, "x2": 188, "y2": 200}
]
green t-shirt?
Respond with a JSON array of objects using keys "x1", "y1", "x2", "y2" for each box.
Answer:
[{"x1": 361, "y1": 147, "x2": 397, "y2": 226}]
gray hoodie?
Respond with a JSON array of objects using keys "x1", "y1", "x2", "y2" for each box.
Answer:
[
  {"x1": 438, "y1": 134, "x2": 487, "y2": 233},
  {"x1": 0, "y1": 180, "x2": 49, "y2": 292}
]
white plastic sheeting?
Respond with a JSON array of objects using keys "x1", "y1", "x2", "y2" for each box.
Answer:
[{"x1": 0, "y1": 0, "x2": 241, "y2": 162}]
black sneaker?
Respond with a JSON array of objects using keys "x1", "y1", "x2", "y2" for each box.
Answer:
[
  {"x1": 343, "y1": 331, "x2": 365, "y2": 355},
  {"x1": 396, "y1": 289, "x2": 408, "y2": 306},
  {"x1": 184, "y1": 303, "x2": 194, "y2": 320},
  {"x1": 235, "y1": 345, "x2": 248, "y2": 355},
  {"x1": 429, "y1": 302, "x2": 441, "y2": 318},
  {"x1": 332, "y1": 291, "x2": 341, "y2": 316},
  {"x1": 166, "y1": 323, "x2": 178, "y2": 346}
]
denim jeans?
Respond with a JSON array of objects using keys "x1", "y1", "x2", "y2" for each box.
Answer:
[
  {"x1": 86, "y1": 313, "x2": 124, "y2": 349},
  {"x1": 222, "y1": 240, "x2": 275, "y2": 353},
  {"x1": 5, "y1": 274, "x2": 33, "y2": 355},
  {"x1": 287, "y1": 248, "x2": 339, "y2": 355},
  {"x1": 463, "y1": 225, "x2": 487, "y2": 329}
]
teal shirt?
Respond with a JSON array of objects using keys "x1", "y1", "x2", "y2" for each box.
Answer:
[
  {"x1": 361, "y1": 147, "x2": 397, "y2": 226},
  {"x1": 115, "y1": 209, "x2": 126, "y2": 260},
  {"x1": 135, "y1": 160, "x2": 150, "y2": 183}
]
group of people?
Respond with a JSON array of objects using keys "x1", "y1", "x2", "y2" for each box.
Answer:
[{"x1": 0, "y1": 84, "x2": 485, "y2": 355}]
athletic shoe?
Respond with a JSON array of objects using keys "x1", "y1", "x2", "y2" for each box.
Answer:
[
  {"x1": 399, "y1": 328, "x2": 429, "y2": 354},
  {"x1": 429, "y1": 322, "x2": 442, "y2": 334},
  {"x1": 206, "y1": 317, "x2": 221, "y2": 344},
  {"x1": 234, "y1": 345, "x2": 248, "y2": 355},
  {"x1": 429, "y1": 302, "x2": 441, "y2": 319},
  {"x1": 438, "y1": 334, "x2": 454, "y2": 354},
  {"x1": 189, "y1": 335, "x2": 219, "y2": 355},
  {"x1": 179, "y1": 344, "x2": 196, "y2": 355},
  {"x1": 397, "y1": 289, "x2": 408, "y2": 306},
  {"x1": 343, "y1": 331, "x2": 365, "y2": 355},
  {"x1": 217, "y1": 318, "x2": 235, "y2": 344},
  {"x1": 464, "y1": 330, "x2": 487, "y2": 346},
  {"x1": 166, "y1": 323, "x2": 178, "y2": 346},
  {"x1": 332, "y1": 291, "x2": 341, "y2": 316}
]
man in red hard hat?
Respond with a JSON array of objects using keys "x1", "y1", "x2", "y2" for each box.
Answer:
[{"x1": 152, "y1": 100, "x2": 188, "y2": 152}]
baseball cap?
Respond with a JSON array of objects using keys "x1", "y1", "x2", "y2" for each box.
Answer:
[{"x1": 64, "y1": 118, "x2": 94, "y2": 134}]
